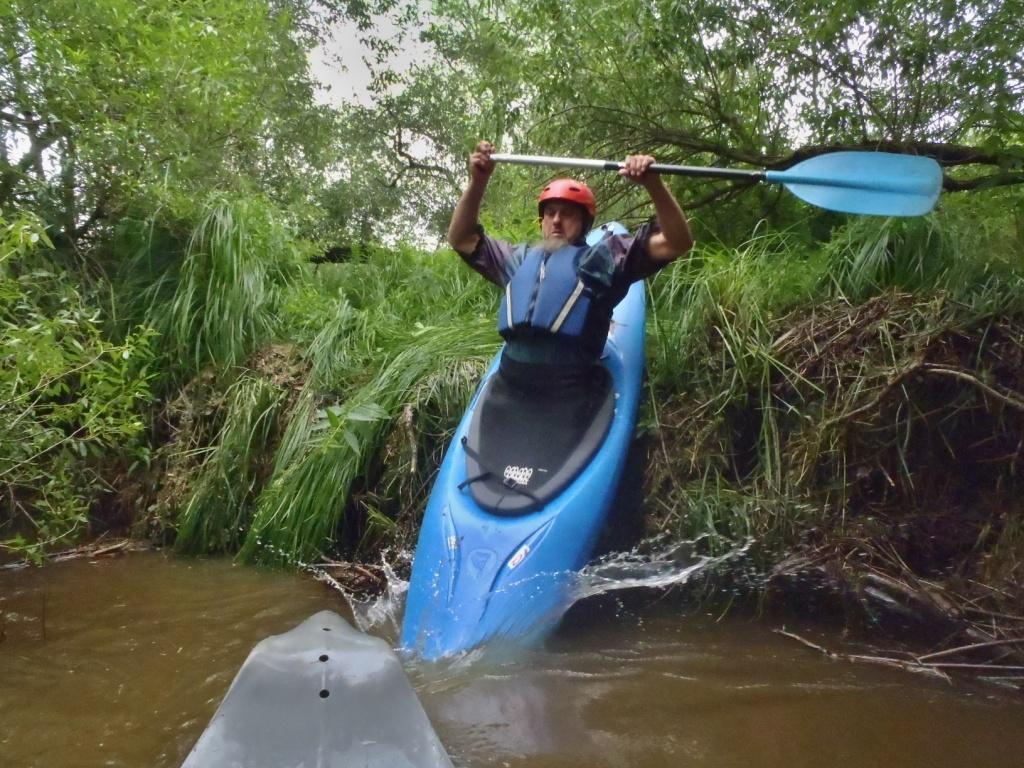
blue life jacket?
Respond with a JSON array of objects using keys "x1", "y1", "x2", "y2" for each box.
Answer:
[{"x1": 497, "y1": 242, "x2": 604, "y2": 341}]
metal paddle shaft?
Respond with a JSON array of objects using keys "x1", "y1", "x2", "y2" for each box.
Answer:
[
  {"x1": 490, "y1": 151, "x2": 942, "y2": 217},
  {"x1": 490, "y1": 153, "x2": 762, "y2": 182}
]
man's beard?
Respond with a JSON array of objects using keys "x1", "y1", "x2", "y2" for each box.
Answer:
[{"x1": 536, "y1": 236, "x2": 570, "y2": 253}]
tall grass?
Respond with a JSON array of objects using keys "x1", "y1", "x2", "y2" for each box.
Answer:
[
  {"x1": 240, "y1": 322, "x2": 496, "y2": 565},
  {"x1": 235, "y1": 241, "x2": 499, "y2": 564},
  {"x1": 823, "y1": 201, "x2": 1024, "y2": 312},
  {"x1": 174, "y1": 375, "x2": 290, "y2": 553},
  {"x1": 131, "y1": 197, "x2": 305, "y2": 376},
  {"x1": 171, "y1": 238, "x2": 501, "y2": 564},
  {"x1": 648, "y1": 228, "x2": 824, "y2": 392}
]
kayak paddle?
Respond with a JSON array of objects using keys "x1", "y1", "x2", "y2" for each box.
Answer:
[{"x1": 490, "y1": 151, "x2": 943, "y2": 217}]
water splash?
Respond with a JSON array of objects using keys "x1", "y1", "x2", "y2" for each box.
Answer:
[
  {"x1": 348, "y1": 554, "x2": 410, "y2": 636},
  {"x1": 330, "y1": 534, "x2": 751, "y2": 661},
  {"x1": 305, "y1": 549, "x2": 413, "y2": 638},
  {"x1": 572, "y1": 533, "x2": 752, "y2": 603}
]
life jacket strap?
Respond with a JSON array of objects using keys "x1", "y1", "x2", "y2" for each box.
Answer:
[{"x1": 550, "y1": 279, "x2": 586, "y2": 333}]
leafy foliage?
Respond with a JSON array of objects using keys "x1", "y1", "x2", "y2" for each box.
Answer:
[
  {"x1": 0, "y1": 215, "x2": 154, "y2": 558},
  {"x1": 0, "y1": 0, "x2": 338, "y2": 245},
  {"x1": 335, "y1": 0, "x2": 1023, "y2": 243}
]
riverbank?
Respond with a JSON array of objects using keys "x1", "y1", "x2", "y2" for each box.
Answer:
[
  {"x1": 641, "y1": 286, "x2": 1024, "y2": 685},
  {"x1": 5, "y1": 200, "x2": 1024, "y2": 688}
]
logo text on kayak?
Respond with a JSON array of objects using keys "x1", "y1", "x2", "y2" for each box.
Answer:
[
  {"x1": 508, "y1": 544, "x2": 530, "y2": 570},
  {"x1": 503, "y1": 465, "x2": 534, "y2": 486}
]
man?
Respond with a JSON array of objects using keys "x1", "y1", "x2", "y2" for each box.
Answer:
[{"x1": 447, "y1": 140, "x2": 693, "y2": 394}]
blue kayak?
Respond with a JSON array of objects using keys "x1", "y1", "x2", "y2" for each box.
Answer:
[{"x1": 401, "y1": 223, "x2": 646, "y2": 660}]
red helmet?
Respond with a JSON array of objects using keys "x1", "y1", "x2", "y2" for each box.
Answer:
[{"x1": 537, "y1": 178, "x2": 596, "y2": 219}]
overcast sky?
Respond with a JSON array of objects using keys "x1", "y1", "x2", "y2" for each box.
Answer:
[
  {"x1": 309, "y1": 26, "x2": 375, "y2": 107},
  {"x1": 308, "y1": 14, "x2": 429, "y2": 108}
]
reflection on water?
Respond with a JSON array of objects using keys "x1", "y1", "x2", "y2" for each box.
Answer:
[{"x1": 3, "y1": 551, "x2": 1024, "y2": 768}]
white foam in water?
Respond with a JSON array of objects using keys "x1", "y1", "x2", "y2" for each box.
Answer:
[{"x1": 350, "y1": 556, "x2": 410, "y2": 635}]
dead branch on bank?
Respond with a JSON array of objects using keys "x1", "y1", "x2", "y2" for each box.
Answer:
[
  {"x1": 0, "y1": 535, "x2": 150, "y2": 571},
  {"x1": 774, "y1": 627, "x2": 954, "y2": 682},
  {"x1": 918, "y1": 638, "x2": 1024, "y2": 662},
  {"x1": 776, "y1": 627, "x2": 1024, "y2": 685},
  {"x1": 311, "y1": 558, "x2": 386, "y2": 597}
]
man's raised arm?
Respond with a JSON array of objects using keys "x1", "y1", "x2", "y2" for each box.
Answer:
[
  {"x1": 620, "y1": 154, "x2": 694, "y2": 263},
  {"x1": 447, "y1": 140, "x2": 496, "y2": 255}
]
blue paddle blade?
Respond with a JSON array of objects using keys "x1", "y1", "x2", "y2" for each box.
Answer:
[{"x1": 764, "y1": 151, "x2": 942, "y2": 216}]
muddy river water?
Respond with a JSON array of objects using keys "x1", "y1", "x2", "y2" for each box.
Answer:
[{"x1": 2, "y1": 552, "x2": 1023, "y2": 767}]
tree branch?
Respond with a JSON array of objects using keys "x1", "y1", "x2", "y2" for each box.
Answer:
[
  {"x1": 942, "y1": 171, "x2": 1024, "y2": 192},
  {"x1": 70, "y1": 203, "x2": 108, "y2": 241},
  {"x1": 0, "y1": 122, "x2": 64, "y2": 206},
  {"x1": 685, "y1": 182, "x2": 755, "y2": 210},
  {"x1": 783, "y1": 141, "x2": 1022, "y2": 168},
  {"x1": 0, "y1": 109, "x2": 43, "y2": 128},
  {"x1": 390, "y1": 130, "x2": 458, "y2": 185}
]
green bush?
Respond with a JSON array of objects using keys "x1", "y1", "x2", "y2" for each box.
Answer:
[{"x1": 1, "y1": 215, "x2": 155, "y2": 559}]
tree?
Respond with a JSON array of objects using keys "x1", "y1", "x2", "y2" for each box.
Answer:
[
  {"x1": 0, "y1": 0, "x2": 338, "y2": 250},
  {"x1": 342, "y1": 0, "x2": 1024, "y2": 238}
]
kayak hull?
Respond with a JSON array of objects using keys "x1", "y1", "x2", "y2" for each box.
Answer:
[{"x1": 401, "y1": 231, "x2": 646, "y2": 659}]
